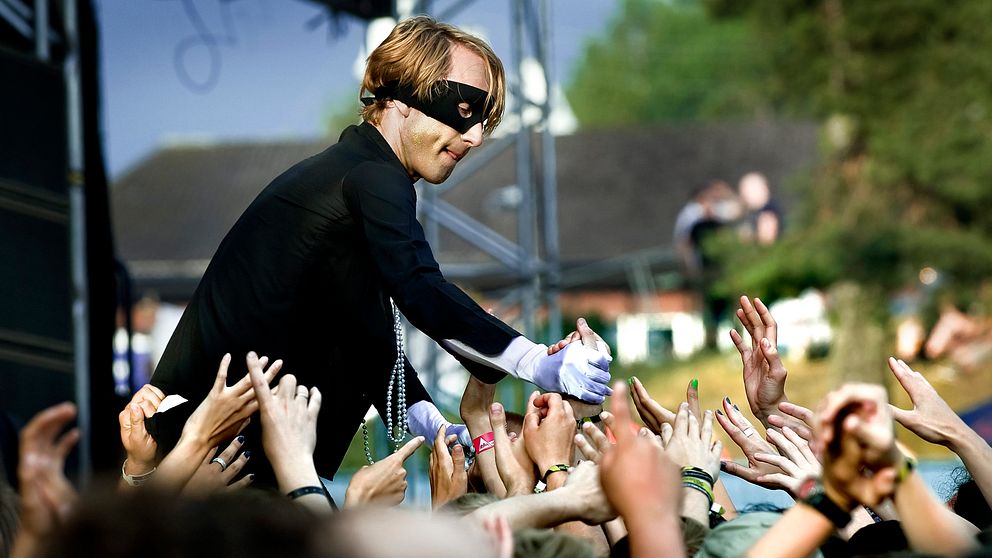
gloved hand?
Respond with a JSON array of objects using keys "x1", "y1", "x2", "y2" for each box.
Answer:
[
  {"x1": 407, "y1": 401, "x2": 472, "y2": 451},
  {"x1": 517, "y1": 342, "x2": 612, "y2": 404}
]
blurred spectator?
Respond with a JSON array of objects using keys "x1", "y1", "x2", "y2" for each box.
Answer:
[{"x1": 737, "y1": 172, "x2": 781, "y2": 245}]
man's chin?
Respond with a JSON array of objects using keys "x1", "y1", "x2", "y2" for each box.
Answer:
[{"x1": 421, "y1": 168, "x2": 455, "y2": 184}]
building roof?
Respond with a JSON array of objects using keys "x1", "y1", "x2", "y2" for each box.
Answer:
[{"x1": 111, "y1": 122, "x2": 818, "y2": 299}]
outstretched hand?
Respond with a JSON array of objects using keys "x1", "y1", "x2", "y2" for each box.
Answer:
[
  {"x1": 16, "y1": 402, "x2": 80, "y2": 542},
  {"x1": 489, "y1": 400, "x2": 537, "y2": 496},
  {"x1": 346, "y1": 436, "x2": 425, "y2": 506},
  {"x1": 183, "y1": 352, "x2": 282, "y2": 449},
  {"x1": 886, "y1": 357, "x2": 967, "y2": 448},
  {"x1": 533, "y1": 318, "x2": 612, "y2": 404},
  {"x1": 248, "y1": 353, "x2": 321, "y2": 494},
  {"x1": 429, "y1": 426, "x2": 467, "y2": 509},
  {"x1": 730, "y1": 296, "x2": 790, "y2": 426}
]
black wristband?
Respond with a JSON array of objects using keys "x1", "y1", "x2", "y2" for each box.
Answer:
[
  {"x1": 542, "y1": 464, "x2": 571, "y2": 483},
  {"x1": 287, "y1": 485, "x2": 326, "y2": 500},
  {"x1": 798, "y1": 479, "x2": 851, "y2": 528}
]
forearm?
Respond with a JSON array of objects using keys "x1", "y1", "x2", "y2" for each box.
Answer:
[
  {"x1": 464, "y1": 415, "x2": 506, "y2": 497},
  {"x1": 150, "y1": 434, "x2": 210, "y2": 491},
  {"x1": 468, "y1": 489, "x2": 579, "y2": 529},
  {"x1": 893, "y1": 471, "x2": 979, "y2": 557},
  {"x1": 948, "y1": 426, "x2": 992, "y2": 507},
  {"x1": 624, "y1": 508, "x2": 686, "y2": 558},
  {"x1": 745, "y1": 505, "x2": 833, "y2": 558},
  {"x1": 680, "y1": 488, "x2": 710, "y2": 529}
]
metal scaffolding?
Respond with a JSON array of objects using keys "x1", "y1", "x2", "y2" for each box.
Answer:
[{"x1": 406, "y1": 0, "x2": 563, "y2": 408}]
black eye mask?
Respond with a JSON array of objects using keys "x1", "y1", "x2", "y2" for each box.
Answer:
[{"x1": 363, "y1": 80, "x2": 491, "y2": 133}]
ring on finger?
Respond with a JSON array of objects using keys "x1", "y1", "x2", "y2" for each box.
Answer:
[
  {"x1": 742, "y1": 427, "x2": 756, "y2": 438},
  {"x1": 296, "y1": 387, "x2": 309, "y2": 399},
  {"x1": 211, "y1": 456, "x2": 229, "y2": 471}
]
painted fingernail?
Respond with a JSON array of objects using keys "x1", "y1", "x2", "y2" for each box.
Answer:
[
  {"x1": 243, "y1": 450, "x2": 252, "y2": 459},
  {"x1": 733, "y1": 404, "x2": 741, "y2": 412},
  {"x1": 690, "y1": 378, "x2": 698, "y2": 390},
  {"x1": 627, "y1": 377, "x2": 634, "y2": 386},
  {"x1": 724, "y1": 396, "x2": 731, "y2": 404},
  {"x1": 717, "y1": 410, "x2": 724, "y2": 416},
  {"x1": 249, "y1": 473, "x2": 255, "y2": 481},
  {"x1": 237, "y1": 435, "x2": 245, "y2": 443}
]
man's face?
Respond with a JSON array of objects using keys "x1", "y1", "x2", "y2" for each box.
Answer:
[{"x1": 398, "y1": 45, "x2": 489, "y2": 184}]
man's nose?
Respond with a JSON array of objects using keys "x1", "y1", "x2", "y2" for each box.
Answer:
[{"x1": 461, "y1": 122, "x2": 484, "y2": 148}]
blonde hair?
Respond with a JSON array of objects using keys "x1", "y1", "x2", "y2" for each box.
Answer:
[{"x1": 360, "y1": 16, "x2": 505, "y2": 135}]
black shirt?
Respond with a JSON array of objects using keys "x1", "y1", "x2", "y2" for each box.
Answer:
[{"x1": 150, "y1": 122, "x2": 519, "y2": 479}]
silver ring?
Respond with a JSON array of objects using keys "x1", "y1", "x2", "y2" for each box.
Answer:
[
  {"x1": 211, "y1": 456, "x2": 229, "y2": 471},
  {"x1": 742, "y1": 427, "x2": 756, "y2": 438},
  {"x1": 296, "y1": 387, "x2": 309, "y2": 399}
]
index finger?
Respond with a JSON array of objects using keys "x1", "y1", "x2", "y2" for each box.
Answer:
[
  {"x1": 135, "y1": 384, "x2": 165, "y2": 407},
  {"x1": 606, "y1": 381, "x2": 635, "y2": 444},
  {"x1": 247, "y1": 352, "x2": 275, "y2": 412},
  {"x1": 395, "y1": 435, "x2": 426, "y2": 461},
  {"x1": 212, "y1": 353, "x2": 232, "y2": 393}
]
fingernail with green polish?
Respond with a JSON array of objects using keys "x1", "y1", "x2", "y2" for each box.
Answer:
[
  {"x1": 690, "y1": 378, "x2": 698, "y2": 390},
  {"x1": 627, "y1": 377, "x2": 634, "y2": 386}
]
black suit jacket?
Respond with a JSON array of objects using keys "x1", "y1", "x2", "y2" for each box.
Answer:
[{"x1": 150, "y1": 122, "x2": 520, "y2": 480}]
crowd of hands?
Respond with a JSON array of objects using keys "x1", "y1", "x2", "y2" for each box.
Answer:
[{"x1": 7, "y1": 296, "x2": 992, "y2": 558}]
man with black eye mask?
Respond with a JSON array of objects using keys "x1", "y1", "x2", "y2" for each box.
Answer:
[{"x1": 147, "y1": 16, "x2": 613, "y2": 490}]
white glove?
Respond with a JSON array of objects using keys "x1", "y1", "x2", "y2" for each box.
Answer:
[{"x1": 407, "y1": 400, "x2": 472, "y2": 448}]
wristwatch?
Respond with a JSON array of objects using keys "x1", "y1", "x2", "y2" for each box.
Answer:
[{"x1": 796, "y1": 477, "x2": 851, "y2": 529}]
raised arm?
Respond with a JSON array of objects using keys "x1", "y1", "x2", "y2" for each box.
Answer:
[{"x1": 887, "y1": 356, "x2": 992, "y2": 507}]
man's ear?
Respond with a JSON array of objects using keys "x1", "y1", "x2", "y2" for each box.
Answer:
[{"x1": 391, "y1": 99, "x2": 412, "y2": 118}]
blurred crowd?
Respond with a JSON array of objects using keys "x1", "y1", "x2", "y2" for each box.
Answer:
[{"x1": 1, "y1": 296, "x2": 989, "y2": 558}]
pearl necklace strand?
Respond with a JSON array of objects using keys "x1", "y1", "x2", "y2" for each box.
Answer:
[{"x1": 362, "y1": 299, "x2": 407, "y2": 464}]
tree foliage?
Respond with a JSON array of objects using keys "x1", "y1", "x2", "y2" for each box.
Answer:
[
  {"x1": 566, "y1": 0, "x2": 774, "y2": 126},
  {"x1": 704, "y1": 0, "x2": 992, "y2": 304}
]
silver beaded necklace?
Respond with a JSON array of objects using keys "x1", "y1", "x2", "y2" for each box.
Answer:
[{"x1": 361, "y1": 298, "x2": 407, "y2": 464}]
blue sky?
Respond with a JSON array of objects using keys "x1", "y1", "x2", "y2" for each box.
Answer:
[{"x1": 97, "y1": 0, "x2": 617, "y2": 178}]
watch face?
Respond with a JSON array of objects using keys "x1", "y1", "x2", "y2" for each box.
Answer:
[{"x1": 797, "y1": 477, "x2": 820, "y2": 500}]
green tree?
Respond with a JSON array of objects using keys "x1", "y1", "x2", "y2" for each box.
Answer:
[
  {"x1": 705, "y1": 0, "x2": 992, "y2": 380},
  {"x1": 566, "y1": 0, "x2": 773, "y2": 126}
]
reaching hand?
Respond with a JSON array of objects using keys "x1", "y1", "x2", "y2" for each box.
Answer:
[
  {"x1": 752, "y1": 426, "x2": 821, "y2": 497},
  {"x1": 489, "y1": 401, "x2": 536, "y2": 496},
  {"x1": 183, "y1": 352, "x2": 282, "y2": 448},
  {"x1": 886, "y1": 357, "x2": 968, "y2": 448},
  {"x1": 716, "y1": 396, "x2": 789, "y2": 489},
  {"x1": 661, "y1": 403, "x2": 722, "y2": 481},
  {"x1": 183, "y1": 436, "x2": 254, "y2": 495},
  {"x1": 816, "y1": 383, "x2": 901, "y2": 508},
  {"x1": 575, "y1": 418, "x2": 613, "y2": 463},
  {"x1": 523, "y1": 392, "x2": 576, "y2": 474},
  {"x1": 17, "y1": 402, "x2": 80, "y2": 542},
  {"x1": 599, "y1": 381, "x2": 681, "y2": 521},
  {"x1": 119, "y1": 386, "x2": 162, "y2": 475},
  {"x1": 429, "y1": 426, "x2": 467, "y2": 509},
  {"x1": 730, "y1": 296, "x2": 790, "y2": 425},
  {"x1": 767, "y1": 401, "x2": 816, "y2": 442},
  {"x1": 346, "y1": 436, "x2": 425, "y2": 506},
  {"x1": 248, "y1": 356, "x2": 320, "y2": 493},
  {"x1": 532, "y1": 318, "x2": 612, "y2": 404},
  {"x1": 629, "y1": 376, "x2": 676, "y2": 435}
]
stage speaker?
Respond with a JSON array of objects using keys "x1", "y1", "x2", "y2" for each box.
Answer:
[{"x1": 0, "y1": 48, "x2": 75, "y2": 423}]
